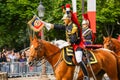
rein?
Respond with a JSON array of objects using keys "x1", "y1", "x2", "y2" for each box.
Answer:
[
  {"x1": 45, "y1": 49, "x2": 63, "y2": 69},
  {"x1": 35, "y1": 40, "x2": 63, "y2": 69}
]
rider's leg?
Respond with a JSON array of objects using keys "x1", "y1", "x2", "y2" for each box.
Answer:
[
  {"x1": 75, "y1": 48, "x2": 89, "y2": 80},
  {"x1": 79, "y1": 61, "x2": 89, "y2": 80}
]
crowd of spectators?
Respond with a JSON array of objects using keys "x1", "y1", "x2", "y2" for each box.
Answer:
[
  {"x1": 0, "y1": 49, "x2": 27, "y2": 63},
  {"x1": 0, "y1": 48, "x2": 29, "y2": 73},
  {"x1": 0, "y1": 48, "x2": 53, "y2": 77},
  {"x1": 0, "y1": 48, "x2": 54, "y2": 78}
]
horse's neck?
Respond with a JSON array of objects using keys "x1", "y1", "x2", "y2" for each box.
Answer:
[
  {"x1": 43, "y1": 41, "x2": 61, "y2": 67},
  {"x1": 113, "y1": 39, "x2": 120, "y2": 53}
]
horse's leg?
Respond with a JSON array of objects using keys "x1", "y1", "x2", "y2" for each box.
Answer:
[
  {"x1": 95, "y1": 70, "x2": 105, "y2": 80},
  {"x1": 61, "y1": 67, "x2": 75, "y2": 80},
  {"x1": 103, "y1": 58, "x2": 118, "y2": 80},
  {"x1": 55, "y1": 62, "x2": 75, "y2": 80},
  {"x1": 77, "y1": 70, "x2": 84, "y2": 80},
  {"x1": 105, "y1": 70, "x2": 118, "y2": 80}
]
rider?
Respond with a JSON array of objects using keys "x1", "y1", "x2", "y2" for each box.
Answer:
[
  {"x1": 42, "y1": 13, "x2": 90, "y2": 80},
  {"x1": 82, "y1": 19, "x2": 93, "y2": 45}
]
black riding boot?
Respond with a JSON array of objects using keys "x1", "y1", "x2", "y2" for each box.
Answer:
[{"x1": 79, "y1": 61, "x2": 90, "y2": 80}]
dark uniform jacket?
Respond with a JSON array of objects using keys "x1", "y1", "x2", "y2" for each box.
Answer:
[
  {"x1": 82, "y1": 27, "x2": 92, "y2": 45},
  {"x1": 54, "y1": 22, "x2": 80, "y2": 45}
]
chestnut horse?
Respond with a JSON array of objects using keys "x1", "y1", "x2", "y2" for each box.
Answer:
[
  {"x1": 103, "y1": 36, "x2": 120, "y2": 80},
  {"x1": 28, "y1": 36, "x2": 119, "y2": 80}
]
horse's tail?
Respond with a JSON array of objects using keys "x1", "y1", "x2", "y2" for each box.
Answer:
[{"x1": 111, "y1": 52, "x2": 120, "y2": 80}]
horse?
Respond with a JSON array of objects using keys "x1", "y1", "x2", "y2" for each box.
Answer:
[
  {"x1": 103, "y1": 36, "x2": 120, "y2": 56},
  {"x1": 103, "y1": 36, "x2": 120, "y2": 80},
  {"x1": 28, "y1": 36, "x2": 119, "y2": 80}
]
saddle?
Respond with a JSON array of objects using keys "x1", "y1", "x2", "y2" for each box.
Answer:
[{"x1": 62, "y1": 47, "x2": 97, "y2": 66}]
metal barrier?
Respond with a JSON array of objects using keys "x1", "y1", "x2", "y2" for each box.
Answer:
[{"x1": 0, "y1": 62, "x2": 54, "y2": 77}]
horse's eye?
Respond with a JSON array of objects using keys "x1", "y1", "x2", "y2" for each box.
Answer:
[{"x1": 35, "y1": 48, "x2": 38, "y2": 50}]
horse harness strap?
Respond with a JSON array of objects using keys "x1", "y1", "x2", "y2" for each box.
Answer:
[
  {"x1": 36, "y1": 50, "x2": 63, "y2": 68},
  {"x1": 40, "y1": 40, "x2": 63, "y2": 69},
  {"x1": 53, "y1": 51, "x2": 63, "y2": 69},
  {"x1": 44, "y1": 49, "x2": 63, "y2": 70}
]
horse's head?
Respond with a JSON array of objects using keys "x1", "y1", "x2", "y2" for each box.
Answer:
[
  {"x1": 28, "y1": 36, "x2": 45, "y2": 66},
  {"x1": 103, "y1": 36, "x2": 116, "y2": 51}
]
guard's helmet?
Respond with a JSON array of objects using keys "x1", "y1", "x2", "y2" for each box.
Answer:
[
  {"x1": 62, "y1": 13, "x2": 71, "y2": 20},
  {"x1": 82, "y1": 20, "x2": 89, "y2": 25}
]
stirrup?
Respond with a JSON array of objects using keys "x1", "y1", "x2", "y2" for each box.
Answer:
[{"x1": 83, "y1": 76, "x2": 90, "y2": 80}]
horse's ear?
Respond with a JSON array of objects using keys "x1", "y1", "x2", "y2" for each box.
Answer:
[
  {"x1": 34, "y1": 35, "x2": 38, "y2": 40},
  {"x1": 109, "y1": 36, "x2": 112, "y2": 39},
  {"x1": 103, "y1": 36, "x2": 106, "y2": 40}
]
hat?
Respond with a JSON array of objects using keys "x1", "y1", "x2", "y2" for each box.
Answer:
[
  {"x1": 62, "y1": 13, "x2": 71, "y2": 20},
  {"x1": 82, "y1": 20, "x2": 89, "y2": 25}
]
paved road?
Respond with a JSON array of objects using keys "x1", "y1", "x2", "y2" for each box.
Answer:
[
  {"x1": 8, "y1": 74, "x2": 109, "y2": 80},
  {"x1": 8, "y1": 75, "x2": 56, "y2": 80}
]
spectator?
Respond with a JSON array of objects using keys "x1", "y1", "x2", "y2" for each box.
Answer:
[
  {"x1": 18, "y1": 52, "x2": 27, "y2": 74},
  {"x1": 0, "y1": 52, "x2": 2, "y2": 71},
  {"x1": 7, "y1": 50, "x2": 17, "y2": 73},
  {"x1": 2, "y1": 52, "x2": 7, "y2": 62},
  {"x1": 1, "y1": 52, "x2": 9, "y2": 72},
  {"x1": 15, "y1": 52, "x2": 20, "y2": 62},
  {"x1": 0, "y1": 52, "x2": 2, "y2": 62},
  {"x1": 18, "y1": 52, "x2": 27, "y2": 62}
]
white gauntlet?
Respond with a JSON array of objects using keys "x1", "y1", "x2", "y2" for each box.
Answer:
[{"x1": 41, "y1": 21, "x2": 53, "y2": 31}]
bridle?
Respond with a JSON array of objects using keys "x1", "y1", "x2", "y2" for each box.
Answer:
[
  {"x1": 105, "y1": 39, "x2": 120, "y2": 53},
  {"x1": 29, "y1": 40, "x2": 63, "y2": 68},
  {"x1": 106, "y1": 39, "x2": 114, "y2": 50}
]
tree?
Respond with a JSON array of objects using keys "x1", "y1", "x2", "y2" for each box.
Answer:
[
  {"x1": 96, "y1": 0, "x2": 120, "y2": 43},
  {"x1": 0, "y1": 0, "x2": 120, "y2": 51}
]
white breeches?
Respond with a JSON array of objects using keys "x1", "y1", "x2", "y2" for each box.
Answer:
[{"x1": 75, "y1": 51, "x2": 83, "y2": 63}]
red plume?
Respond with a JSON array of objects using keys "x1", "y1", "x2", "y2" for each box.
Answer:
[
  {"x1": 82, "y1": 13, "x2": 88, "y2": 20},
  {"x1": 66, "y1": 4, "x2": 71, "y2": 8}
]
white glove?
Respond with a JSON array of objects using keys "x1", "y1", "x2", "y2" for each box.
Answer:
[
  {"x1": 54, "y1": 40, "x2": 71, "y2": 49},
  {"x1": 41, "y1": 21, "x2": 52, "y2": 31}
]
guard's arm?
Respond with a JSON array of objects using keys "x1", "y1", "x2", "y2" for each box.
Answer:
[{"x1": 42, "y1": 21, "x2": 66, "y2": 31}]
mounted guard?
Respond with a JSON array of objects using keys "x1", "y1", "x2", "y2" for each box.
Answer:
[
  {"x1": 82, "y1": 19, "x2": 93, "y2": 45},
  {"x1": 41, "y1": 3, "x2": 90, "y2": 80},
  {"x1": 27, "y1": 0, "x2": 119, "y2": 80}
]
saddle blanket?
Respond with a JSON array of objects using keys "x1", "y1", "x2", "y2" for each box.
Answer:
[{"x1": 62, "y1": 48, "x2": 98, "y2": 66}]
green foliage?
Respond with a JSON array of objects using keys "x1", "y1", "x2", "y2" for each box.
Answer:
[
  {"x1": 96, "y1": 0, "x2": 120, "y2": 43},
  {"x1": 0, "y1": 0, "x2": 120, "y2": 51}
]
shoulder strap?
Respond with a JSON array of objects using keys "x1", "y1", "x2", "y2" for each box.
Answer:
[{"x1": 82, "y1": 28, "x2": 91, "y2": 36}]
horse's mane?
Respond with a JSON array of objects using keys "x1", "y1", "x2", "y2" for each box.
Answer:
[
  {"x1": 111, "y1": 38, "x2": 120, "y2": 52},
  {"x1": 112, "y1": 38, "x2": 120, "y2": 45}
]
